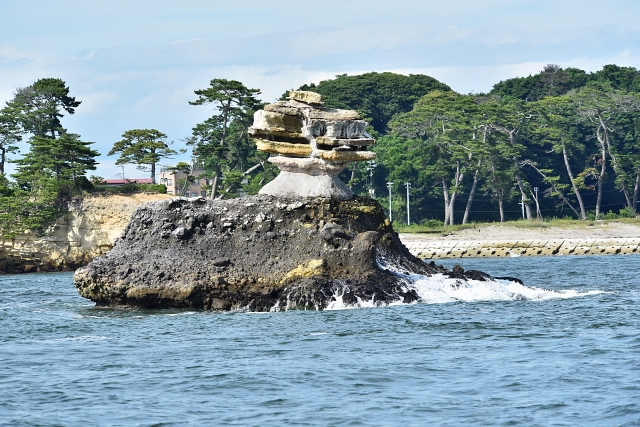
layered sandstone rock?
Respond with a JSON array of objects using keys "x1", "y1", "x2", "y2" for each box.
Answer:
[{"x1": 250, "y1": 91, "x2": 376, "y2": 200}]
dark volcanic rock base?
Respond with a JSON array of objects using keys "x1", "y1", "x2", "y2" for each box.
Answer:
[{"x1": 74, "y1": 195, "x2": 486, "y2": 311}]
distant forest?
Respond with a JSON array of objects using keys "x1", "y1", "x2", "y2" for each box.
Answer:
[{"x1": 295, "y1": 66, "x2": 640, "y2": 224}]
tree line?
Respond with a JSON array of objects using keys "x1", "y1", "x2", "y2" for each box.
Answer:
[
  {"x1": 0, "y1": 76, "x2": 274, "y2": 235},
  {"x1": 376, "y1": 65, "x2": 640, "y2": 224},
  {"x1": 302, "y1": 67, "x2": 640, "y2": 224},
  {"x1": 2, "y1": 65, "x2": 640, "y2": 236},
  {"x1": 0, "y1": 78, "x2": 98, "y2": 236}
]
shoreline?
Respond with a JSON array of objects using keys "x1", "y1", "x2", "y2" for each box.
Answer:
[{"x1": 398, "y1": 221, "x2": 640, "y2": 258}]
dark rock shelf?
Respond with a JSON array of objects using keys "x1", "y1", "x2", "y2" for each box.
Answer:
[{"x1": 74, "y1": 195, "x2": 492, "y2": 311}]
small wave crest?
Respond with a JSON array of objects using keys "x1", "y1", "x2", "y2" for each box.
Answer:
[
  {"x1": 324, "y1": 273, "x2": 603, "y2": 310},
  {"x1": 408, "y1": 273, "x2": 603, "y2": 304},
  {"x1": 268, "y1": 260, "x2": 604, "y2": 311},
  {"x1": 322, "y1": 259, "x2": 605, "y2": 310},
  {"x1": 377, "y1": 258, "x2": 603, "y2": 305},
  {"x1": 33, "y1": 335, "x2": 110, "y2": 344},
  {"x1": 325, "y1": 285, "x2": 408, "y2": 310}
]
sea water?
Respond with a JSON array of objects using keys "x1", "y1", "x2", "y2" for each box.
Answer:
[{"x1": 1, "y1": 255, "x2": 639, "y2": 426}]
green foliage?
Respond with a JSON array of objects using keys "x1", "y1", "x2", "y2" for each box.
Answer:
[
  {"x1": 242, "y1": 163, "x2": 279, "y2": 195},
  {"x1": 90, "y1": 183, "x2": 167, "y2": 195},
  {"x1": 592, "y1": 64, "x2": 640, "y2": 92},
  {"x1": 4, "y1": 67, "x2": 640, "y2": 235},
  {"x1": 0, "y1": 174, "x2": 61, "y2": 237},
  {"x1": 377, "y1": 70, "x2": 640, "y2": 224},
  {"x1": 292, "y1": 72, "x2": 450, "y2": 134},
  {"x1": 109, "y1": 129, "x2": 184, "y2": 183},
  {"x1": 490, "y1": 64, "x2": 640, "y2": 101},
  {"x1": 0, "y1": 106, "x2": 22, "y2": 175},
  {"x1": 379, "y1": 91, "x2": 535, "y2": 224},
  {"x1": 7, "y1": 78, "x2": 80, "y2": 138},
  {"x1": 219, "y1": 171, "x2": 244, "y2": 198},
  {"x1": 5, "y1": 78, "x2": 99, "y2": 195},
  {"x1": 74, "y1": 176, "x2": 94, "y2": 191},
  {"x1": 420, "y1": 219, "x2": 444, "y2": 228},
  {"x1": 490, "y1": 64, "x2": 587, "y2": 101},
  {"x1": 594, "y1": 207, "x2": 638, "y2": 220},
  {"x1": 188, "y1": 78, "x2": 264, "y2": 198},
  {"x1": 166, "y1": 161, "x2": 192, "y2": 175},
  {"x1": 166, "y1": 161, "x2": 194, "y2": 195},
  {"x1": 13, "y1": 133, "x2": 99, "y2": 185},
  {"x1": 0, "y1": 78, "x2": 103, "y2": 237},
  {"x1": 618, "y1": 206, "x2": 637, "y2": 218}
]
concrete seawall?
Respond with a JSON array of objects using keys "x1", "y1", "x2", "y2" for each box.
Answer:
[{"x1": 404, "y1": 238, "x2": 640, "y2": 259}]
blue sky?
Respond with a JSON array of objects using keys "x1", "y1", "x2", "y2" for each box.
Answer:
[{"x1": 1, "y1": 0, "x2": 639, "y2": 178}]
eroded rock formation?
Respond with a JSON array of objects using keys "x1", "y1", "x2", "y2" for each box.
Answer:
[
  {"x1": 1, "y1": 194, "x2": 172, "y2": 273},
  {"x1": 74, "y1": 195, "x2": 493, "y2": 310},
  {"x1": 250, "y1": 91, "x2": 376, "y2": 200},
  {"x1": 74, "y1": 91, "x2": 499, "y2": 311}
]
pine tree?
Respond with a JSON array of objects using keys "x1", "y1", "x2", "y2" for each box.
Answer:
[{"x1": 109, "y1": 129, "x2": 184, "y2": 183}]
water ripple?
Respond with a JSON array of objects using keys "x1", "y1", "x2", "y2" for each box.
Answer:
[{"x1": 0, "y1": 258, "x2": 639, "y2": 426}]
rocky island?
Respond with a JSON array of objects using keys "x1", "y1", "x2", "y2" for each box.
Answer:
[{"x1": 74, "y1": 91, "x2": 496, "y2": 310}]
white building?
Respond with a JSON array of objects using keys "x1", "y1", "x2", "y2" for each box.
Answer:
[{"x1": 159, "y1": 164, "x2": 210, "y2": 197}]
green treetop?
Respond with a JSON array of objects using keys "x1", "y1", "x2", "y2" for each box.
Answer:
[
  {"x1": 291, "y1": 72, "x2": 451, "y2": 134},
  {"x1": 7, "y1": 78, "x2": 81, "y2": 139},
  {"x1": 109, "y1": 129, "x2": 184, "y2": 183},
  {"x1": 188, "y1": 78, "x2": 263, "y2": 199},
  {"x1": 12, "y1": 132, "x2": 99, "y2": 187}
]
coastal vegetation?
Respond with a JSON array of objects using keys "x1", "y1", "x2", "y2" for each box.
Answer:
[
  {"x1": 109, "y1": 129, "x2": 185, "y2": 184},
  {"x1": 2, "y1": 66, "x2": 640, "y2": 237},
  {"x1": 186, "y1": 78, "x2": 275, "y2": 199},
  {"x1": 305, "y1": 66, "x2": 640, "y2": 225},
  {"x1": 186, "y1": 68, "x2": 640, "y2": 225},
  {"x1": 286, "y1": 72, "x2": 451, "y2": 134},
  {"x1": 0, "y1": 78, "x2": 99, "y2": 236},
  {"x1": 394, "y1": 213, "x2": 640, "y2": 234}
]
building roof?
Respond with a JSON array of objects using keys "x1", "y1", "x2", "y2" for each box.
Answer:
[{"x1": 102, "y1": 178, "x2": 154, "y2": 185}]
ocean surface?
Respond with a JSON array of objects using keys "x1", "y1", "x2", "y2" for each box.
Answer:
[{"x1": 1, "y1": 255, "x2": 639, "y2": 426}]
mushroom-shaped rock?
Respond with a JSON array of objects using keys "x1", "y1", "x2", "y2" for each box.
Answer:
[{"x1": 249, "y1": 91, "x2": 376, "y2": 200}]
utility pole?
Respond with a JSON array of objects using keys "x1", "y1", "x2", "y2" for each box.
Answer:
[
  {"x1": 533, "y1": 187, "x2": 542, "y2": 220},
  {"x1": 367, "y1": 161, "x2": 376, "y2": 198},
  {"x1": 387, "y1": 181, "x2": 393, "y2": 221},
  {"x1": 405, "y1": 182, "x2": 411, "y2": 225}
]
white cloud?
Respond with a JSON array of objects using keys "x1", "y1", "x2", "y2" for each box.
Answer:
[{"x1": 2, "y1": 0, "x2": 640, "y2": 179}]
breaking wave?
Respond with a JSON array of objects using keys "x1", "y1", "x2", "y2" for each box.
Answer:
[
  {"x1": 324, "y1": 259, "x2": 604, "y2": 310},
  {"x1": 406, "y1": 273, "x2": 603, "y2": 304}
]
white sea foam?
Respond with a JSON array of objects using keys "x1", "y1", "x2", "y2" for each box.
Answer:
[
  {"x1": 323, "y1": 272, "x2": 603, "y2": 310},
  {"x1": 407, "y1": 273, "x2": 603, "y2": 304},
  {"x1": 325, "y1": 289, "x2": 376, "y2": 310},
  {"x1": 325, "y1": 285, "x2": 408, "y2": 310},
  {"x1": 267, "y1": 259, "x2": 605, "y2": 311}
]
